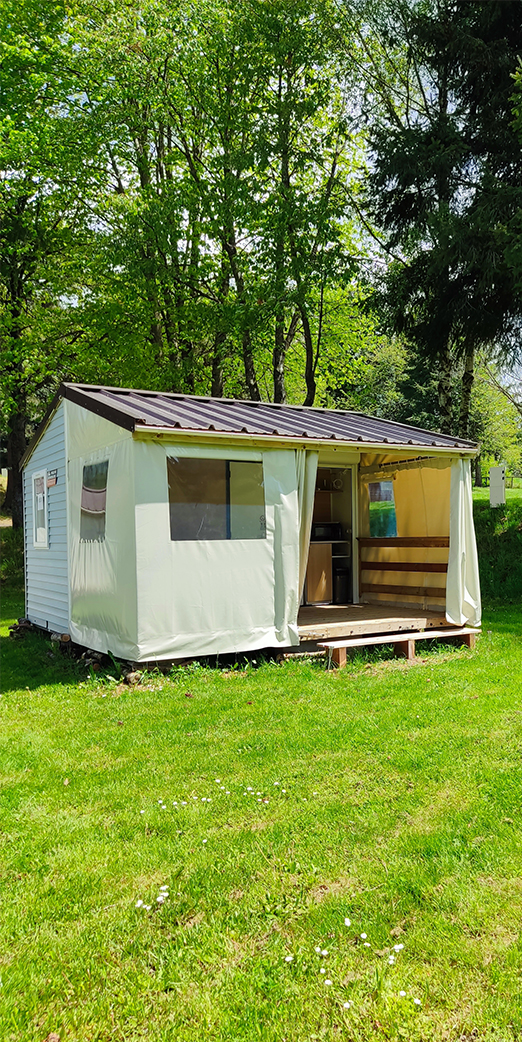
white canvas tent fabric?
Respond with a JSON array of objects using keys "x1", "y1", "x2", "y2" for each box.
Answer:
[
  {"x1": 296, "y1": 449, "x2": 319, "y2": 599},
  {"x1": 133, "y1": 440, "x2": 301, "y2": 660},
  {"x1": 446, "y1": 458, "x2": 481, "y2": 627},
  {"x1": 68, "y1": 419, "x2": 138, "y2": 659}
]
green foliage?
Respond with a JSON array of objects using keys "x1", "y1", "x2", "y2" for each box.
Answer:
[
  {"x1": 0, "y1": 527, "x2": 24, "y2": 587},
  {"x1": 469, "y1": 368, "x2": 522, "y2": 475},
  {"x1": 365, "y1": 0, "x2": 522, "y2": 436}
]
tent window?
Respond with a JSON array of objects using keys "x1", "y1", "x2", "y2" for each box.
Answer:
[
  {"x1": 80, "y1": 461, "x2": 109, "y2": 542},
  {"x1": 167, "y1": 457, "x2": 266, "y2": 541},
  {"x1": 368, "y1": 480, "x2": 397, "y2": 537},
  {"x1": 32, "y1": 470, "x2": 48, "y2": 548}
]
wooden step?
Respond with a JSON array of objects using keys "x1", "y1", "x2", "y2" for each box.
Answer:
[{"x1": 319, "y1": 627, "x2": 480, "y2": 667}]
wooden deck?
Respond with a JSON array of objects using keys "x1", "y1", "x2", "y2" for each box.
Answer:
[{"x1": 298, "y1": 603, "x2": 449, "y2": 642}]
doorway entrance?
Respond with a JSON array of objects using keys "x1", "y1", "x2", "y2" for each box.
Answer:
[{"x1": 304, "y1": 466, "x2": 353, "y2": 605}]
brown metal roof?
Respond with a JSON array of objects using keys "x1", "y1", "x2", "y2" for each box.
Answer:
[{"x1": 21, "y1": 382, "x2": 478, "y2": 467}]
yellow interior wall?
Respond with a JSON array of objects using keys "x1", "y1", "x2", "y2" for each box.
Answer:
[{"x1": 358, "y1": 456, "x2": 452, "y2": 611}]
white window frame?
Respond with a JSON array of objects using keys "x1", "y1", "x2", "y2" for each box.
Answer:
[{"x1": 32, "y1": 468, "x2": 48, "y2": 549}]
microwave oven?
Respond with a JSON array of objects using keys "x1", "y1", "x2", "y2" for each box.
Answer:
[{"x1": 311, "y1": 522, "x2": 343, "y2": 541}]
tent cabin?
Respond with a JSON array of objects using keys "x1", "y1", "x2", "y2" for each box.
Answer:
[{"x1": 20, "y1": 383, "x2": 481, "y2": 663}]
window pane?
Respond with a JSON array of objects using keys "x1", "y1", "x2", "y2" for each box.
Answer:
[
  {"x1": 368, "y1": 480, "x2": 397, "y2": 537},
  {"x1": 168, "y1": 458, "x2": 227, "y2": 540},
  {"x1": 229, "y1": 461, "x2": 266, "y2": 539},
  {"x1": 34, "y1": 475, "x2": 46, "y2": 544},
  {"x1": 81, "y1": 460, "x2": 108, "y2": 542},
  {"x1": 167, "y1": 457, "x2": 266, "y2": 541}
]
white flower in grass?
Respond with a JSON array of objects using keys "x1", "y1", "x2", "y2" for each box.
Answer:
[
  {"x1": 173, "y1": 801, "x2": 178, "y2": 806},
  {"x1": 274, "y1": 781, "x2": 280, "y2": 786},
  {"x1": 321, "y1": 949, "x2": 328, "y2": 956},
  {"x1": 215, "y1": 779, "x2": 221, "y2": 783},
  {"x1": 144, "y1": 905, "x2": 151, "y2": 910},
  {"x1": 247, "y1": 787, "x2": 253, "y2": 791},
  {"x1": 414, "y1": 998, "x2": 421, "y2": 1006},
  {"x1": 226, "y1": 790, "x2": 230, "y2": 794},
  {"x1": 388, "y1": 955, "x2": 395, "y2": 965},
  {"x1": 157, "y1": 896, "x2": 165, "y2": 903},
  {"x1": 282, "y1": 789, "x2": 287, "y2": 793},
  {"x1": 181, "y1": 801, "x2": 187, "y2": 805},
  {"x1": 313, "y1": 791, "x2": 318, "y2": 795},
  {"x1": 344, "y1": 918, "x2": 351, "y2": 927},
  {"x1": 202, "y1": 838, "x2": 207, "y2": 844},
  {"x1": 324, "y1": 979, "x2": 332, "y2": 986},
  {"x1": 360, "y1": 933, "x2": 367, "y2": 939},
  {"x1": 363, "y1": 942, "x2": 371, "y2": 948},
  {"x1": 192, "y1": 795, "x2": 198, "y2": 800},
  {"x1": 343, "y1": 1000, "x2": 352, "y2": 1009},
  {"x1": 256, "y1": 792, "x2": 261, "y2": 795},
  {"x1": 220, "y1": 786, "x2": 225, "y2": 790},
  {"x1": 257, "y1": 798, "x2": 262, "y2": 803},
  {"x1": 135, "y1": 899, "x2": 143, "y2": 908},
  {"x1": 399, "y1": 990, "x2": 406, "y2": 997},
  {"x1": 320, "y1": 968, "x2": 326, "y2": 974},
  {"x1": 159, "y1": 885, "x2": 168, "y2": 891},
  {"x1": 243, "y1": 792, "x2": 247, "y2": 796},
  {"x1": 315, "y1": 946, "x2": 321, "y2": 954},
  {"x1": 284, "y1": 955, "x2": 293, "y2": 963},
  {"x1": 140, "y1": 810, "x2": 145, "y2": 815},
  {"x1": 393, "y1": 943, "x2": 404, "y2": 952},
  {"x1": 161, "y1": 805, "x2": 167, "y2": 810}
]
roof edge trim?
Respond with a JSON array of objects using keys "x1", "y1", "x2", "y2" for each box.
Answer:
[{"x1": 132, "y1": 425, "x2": 479, "y2": 456}]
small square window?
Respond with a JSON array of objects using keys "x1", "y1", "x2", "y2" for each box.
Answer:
[
  {"x1": 80, "y1": 460, "x2": 109, "y2": 542},
  {"x1": 167, "y1": 457, "x2": 266, "y2": 541},
  {"x1": 32, "y1": 470, "x2": 48, "y2": 548}
]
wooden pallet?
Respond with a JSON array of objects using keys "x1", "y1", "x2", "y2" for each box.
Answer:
[{"x1": 319, "y1": 626, "x2": 479, "y2": 667}]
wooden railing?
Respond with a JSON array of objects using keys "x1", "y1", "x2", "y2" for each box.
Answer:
[{"x1": 358, "y1": 536, "x2": 449, "y2": 600}]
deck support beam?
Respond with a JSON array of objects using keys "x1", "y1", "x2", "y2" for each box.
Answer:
[{"x1": 394, "y1": 638, "x2": 416, "y2": 661}]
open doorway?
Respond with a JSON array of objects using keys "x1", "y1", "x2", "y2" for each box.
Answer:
[{"x1": 304, "y1": 467, "x2": 353, "y2": 605}]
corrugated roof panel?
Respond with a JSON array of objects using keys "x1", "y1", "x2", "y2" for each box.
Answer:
[{"x1": 61, "y1": 383, "x2": 478, "y2": 451}]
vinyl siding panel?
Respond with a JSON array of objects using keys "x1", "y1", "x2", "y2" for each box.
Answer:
[{"x1": 23, "y1": 401, "x2": 69, "y2": 632}]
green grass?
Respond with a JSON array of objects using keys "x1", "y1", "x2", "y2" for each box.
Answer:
[{"x1": 2, "y1": 589, "x2": 522, "y2": 1040}]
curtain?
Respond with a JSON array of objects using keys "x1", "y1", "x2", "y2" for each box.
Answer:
[
  {"x1": 446, "y1": 458, "x2": 481, "y2": 627},
  {"x1": 296, "y1": 449, "x2": 319, "y2": 600}
]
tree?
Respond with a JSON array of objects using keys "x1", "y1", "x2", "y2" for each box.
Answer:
[
  {"x1": 0, "y1": 0, "x2": 93, "y2": 527},
  {"x1": 67, "y1": 0, "x2": 361, "y2": 404},
  {"x1": 359, "y1": 0, "x2": 522, "y2": 436}
]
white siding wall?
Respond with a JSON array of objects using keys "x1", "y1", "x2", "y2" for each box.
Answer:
[{"x1": 23, "y1": 401, "x2": 69, "y2": 631}]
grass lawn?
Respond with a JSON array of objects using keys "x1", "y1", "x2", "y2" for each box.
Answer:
[{"x1": 2, "y1": 589, "x2": 522, "y2": 1041}]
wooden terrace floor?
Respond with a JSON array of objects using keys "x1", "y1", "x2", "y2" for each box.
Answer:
[{"x1": 297, "y1": 603, "x2": 449, "y2": 642}]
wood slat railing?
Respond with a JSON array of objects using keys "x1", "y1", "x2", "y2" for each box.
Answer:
[{"x1": 358, "y1": 536, "x2": 449, "y2": 600}]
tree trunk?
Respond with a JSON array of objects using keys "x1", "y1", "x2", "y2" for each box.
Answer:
[
  {"x1": 6, "y1": 410, "x2": 26, "y2": 530},
  {"x1": 300, "y1": 305, "x2": 316, "y2": 406},
  {"x1": 223, "y1": 235, "x2": 260, "y2": 400},
  {"x1": 474, "y1": 457, "x2": 483, "y2": 486},
  {"x1": 242, "y1": 329, "x2": 261, "y2": 401},
  {"x1": 211, "y1": 330, "x2": 226, "y2": 398},
  {"x1": 458, "y1": 342, "x2": 474, "y2": 439},
  {"x1": 273, "y1": 310, "x2": 286, "y2": 403},
  {"x1": 438, "y1": 341, "x2": 453, "y2": 434}
]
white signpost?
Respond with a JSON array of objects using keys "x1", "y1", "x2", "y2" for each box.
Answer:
[{"x1": 489, "y1": 465, "x2": 506, "y2": 507}]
